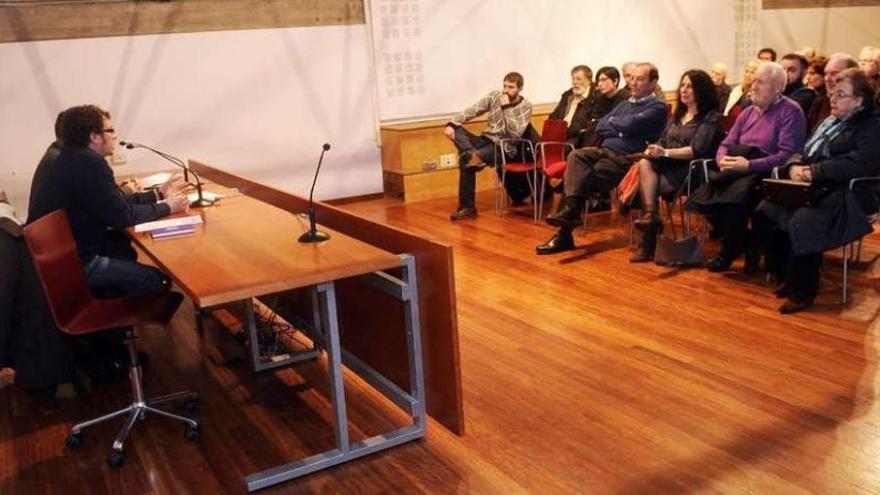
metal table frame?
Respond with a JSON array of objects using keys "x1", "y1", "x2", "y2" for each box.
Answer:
[{"x1": 236, "y1": 253, "x2": 426, "y2": 492}]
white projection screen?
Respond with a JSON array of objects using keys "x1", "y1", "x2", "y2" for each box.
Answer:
[{"x1": 369, "y1": 0, "x2": 736, "y2": 122}]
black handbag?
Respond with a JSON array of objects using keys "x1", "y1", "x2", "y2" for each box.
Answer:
[
  {"x1": 763, "y1": 178, "x2": 832, "y2": 207},
  {"x1": 654, "y1": 234, "x2": 703, "y2": 267}
]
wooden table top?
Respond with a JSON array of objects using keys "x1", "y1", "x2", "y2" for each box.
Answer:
[{"x1": 130, "y1": 189, "x2": 402, "y2": 308}]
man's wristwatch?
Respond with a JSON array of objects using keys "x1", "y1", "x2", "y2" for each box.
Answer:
[{"x1": 663, "y1": 149, "x2": 669, "y2": 158}]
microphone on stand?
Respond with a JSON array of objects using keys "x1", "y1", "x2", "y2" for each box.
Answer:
[
  {"x1": 120, "y1": 140, "x2": 214, "y2": 208},
  {"x1": 298, "y1": 143, "x2": 331, "y2": 243}
]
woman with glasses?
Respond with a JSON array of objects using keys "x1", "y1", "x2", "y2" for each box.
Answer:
[{"x1": 755, "y1": 69, "x2": 880, "y2": 313}]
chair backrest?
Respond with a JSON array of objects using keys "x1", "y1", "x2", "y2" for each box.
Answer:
[
  {"x1": 540, "y1": 119, "x2": 569, "y2": 162},
  {"x1": 22, "y1": 210, "x2": 92, "y2": 332}
]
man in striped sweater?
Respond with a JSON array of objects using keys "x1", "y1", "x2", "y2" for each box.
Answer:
[{"x1": 444, "y1": 72, "x2": 533, "y2": 221}]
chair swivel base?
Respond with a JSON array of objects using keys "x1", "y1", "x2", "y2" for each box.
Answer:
[{"x1": 65, "y1": 347, "x2": 200, "y2": 468}]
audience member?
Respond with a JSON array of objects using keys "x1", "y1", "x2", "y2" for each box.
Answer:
[
  {"x1": 622, "y1": 61, "x2": 665, "y2": 101},
  {"x1": 685, "y1": 62, "x2": 806, "y2": 273},
  {"x1": 710, "y1": 63, "x2": 732, "y2": 112},
  {"x1": 804, "y1": 58, "x2": 827, "y2": 90},
  {"x1": 758, "y1": 48, "x2": 777, "y2": 62},
  {"x1": 444, "y1": 72, "x2": 534, "y2": 221},
  {"x1": 858, "y1": 46, "x2": 880, "y2": 107},
  {"x1": 798, "y1": 46, "x2": 817, "y2": 63},
  {"x1": 536, "y1": 63, "x2": 668, "y2": 255},
  {"x1": 724, "y1": 60, "x2": 759, "y2": 116},
  {"x1": 549, "y1": 65, "x2": 601, "y2": 148},
  {"x1": 755, "y1": 69, "x2": 880, "y2": 313},
  {"x1": 781, "y1": 53, "x2": 816, "y2": 115},
  {"x1": 630, "y1": 70, "x2": 723, "y2": 263},
  {"x1": 807, "y1": 54, "x2": 859, "y2": 134}
]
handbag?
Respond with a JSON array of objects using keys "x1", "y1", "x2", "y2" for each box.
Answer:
[
  {"x1": 654, "y1": 234, "x2": 703, "y2": 267},
  {"x1": 763, "y1": 178, "x2": 832, "y2": 207},
  {"x1": 616, "y1": 163, "x2": 641, "y2": 208}
]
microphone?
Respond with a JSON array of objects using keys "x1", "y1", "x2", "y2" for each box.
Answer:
[
  {"x1": 120, "y1": 140, "x2": 214, "y2": 208},
  {"x1": 298, "y1": 143, "x2": 331, "y2": 243}
]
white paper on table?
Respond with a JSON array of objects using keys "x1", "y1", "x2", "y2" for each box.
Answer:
[
  {"x1": 134, "y1": 214, "x2": 203, "y2": 233},
  {"x1": 187, "y1": 191, "x2": 223, "y2": 203},
  {"x1": 140, "y1": 172, "x2": 174, "y2": 189}
]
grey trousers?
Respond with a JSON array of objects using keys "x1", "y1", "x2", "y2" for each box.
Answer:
[{"x1": 563, "y1": 147, "x2": 631, "y2": 198}]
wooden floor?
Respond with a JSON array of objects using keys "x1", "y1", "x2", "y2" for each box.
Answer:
[{"x1": 4, "y1": 190, "x2": 880, "y2": 494}]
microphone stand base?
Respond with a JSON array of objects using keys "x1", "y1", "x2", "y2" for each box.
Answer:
[
  {"x1": 298, "y1": 230, "x2": 331, "y2": 243},
  {"x1": 190, "y1": 198, "x2": 215, "y2": 208}
]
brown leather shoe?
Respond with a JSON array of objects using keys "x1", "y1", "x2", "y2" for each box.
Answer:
[
  {"x1": 450, "y1": 206, "x2": 477, "y2": 221},
  {"x1": 779, "y1": 298, "x2": 814, "y2": 314}
]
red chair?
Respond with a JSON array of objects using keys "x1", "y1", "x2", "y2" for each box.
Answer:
[
  {"x1": 23, "y1": 210, "x2": 199, "y2": 468},
  {"x1": 495, "y1": 126, "x2": 539, "y2": 222},
  {"x1": 535, "y1": 119, "x2": 571, "y2": 216}
]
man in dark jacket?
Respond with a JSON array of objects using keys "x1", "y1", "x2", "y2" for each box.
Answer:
[
  {"x1": 781, "y1": 53, "x2": 816, "y2": 117},
  {"x1": 536, "y1": 62, "x2": 669, "y2": 255},
  {"x1": 27, "y1": 104, "x2": 188, "y2": 296},
  {"x1": 549, "y1": 65, "x2": 600, "y2": 148}
]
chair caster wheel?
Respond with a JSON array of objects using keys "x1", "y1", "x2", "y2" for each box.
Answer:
[
  {"x1": 66, "y1": 432, "x2": 82, "y2": 450},
  {"x1": 108, "y1": 449, "x2": 125, "y2": 469},
  {"x1": 184, "y1": 395, "x2": 199, "y2": 413},
  {"x1": 185, "y1": 425, "x2": 200, "y2": 443}
]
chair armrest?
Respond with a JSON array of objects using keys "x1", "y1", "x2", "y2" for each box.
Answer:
[
  {"x1": 536, "y1": 141, "x2": 574, "y2": 165},
  {"x1": 849, "y1": 176, "x2": 880, "y2": 190},
  {"x1": 771, "y1": 166, "x2": 782, "y2": 179},
  {"x1": 496, "y1": 138, "x2": 536, "y2": 166},
  {"x1": 686, "y1": 159, "x2": 715, "y2": 196}
]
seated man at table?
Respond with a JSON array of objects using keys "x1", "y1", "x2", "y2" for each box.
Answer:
[
  {"x1": 445, "y1": 72, "x2": 534, "y2": 221},
  {"x1": 27, "y1": 104, "x2": 188, "y2": 297},
  {"x1": 536, "y1": 62, "x2": 669, "y2": 255}
]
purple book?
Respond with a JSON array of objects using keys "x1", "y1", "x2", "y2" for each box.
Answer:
[{"x1": 150, "y1": 224, "x2": 195, "y2": 240}]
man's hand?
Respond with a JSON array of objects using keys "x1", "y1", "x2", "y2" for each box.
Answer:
[
  {"x1": 443, "y1": 125, "x2": 455, "y2": 141},
  {"x1": 0, "y1": 190, "x2": 8, "y2": 204},
  {"x1": 718, "y1": 155, "x2": 749, "y2": 172},
  {"x1": 499, "y1": 93, "x2": 510, "y2": 106},
  {"x1": 119, "y1": 177, "x2": 142, "y2": 193},
  {"x1": 162, "y1": 195, "x2": 189, "y2": 215},
  {"x1": 159, "y1": 174, "x2": 187, "y2": 199},
  {"x1": 788, "y1": 165, "x2": 813, "y2": 182}
]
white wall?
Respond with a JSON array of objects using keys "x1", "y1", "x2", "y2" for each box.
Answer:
[
  {"x1": 760, "y1": 6, "x2": 880, "y2": 59},
  {"x1": 369, "y1": 0, "x2": 736, "y2": 122},
  {"x1": 0, "y1": 25, "x2": 382, "y2": 215}
]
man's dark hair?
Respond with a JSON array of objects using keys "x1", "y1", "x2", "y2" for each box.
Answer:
[
  {"x1": 61, "y1": 105, "x2": 110, "y2": 148},
  {"x1": 639, "y1": 62, "x2": 659, "y2": 82},
  {"x1": 596, "y1": 66, "x2": 620, "y2": 86},
  {"x1": 674, "y1": 69, "x2": 719, "y2": 121},
  {"x1": 758, "y1": 47, "x2": 777, "y2": 61},
  {"x1": 782, "y1": 53, "x2": 809, "y2": 71},
  {"x1": 503, "y1": 71, "x2": 524, "y2": 89},
  {"x1": 53, "y1": 110, "x2": 67, "y2": 140},
  {"x1": 571, "y1": 65, "x2": 593, "y2": 81},
  {"x1": 837, "y1": 68, "x2": 876, "y2": 113}
]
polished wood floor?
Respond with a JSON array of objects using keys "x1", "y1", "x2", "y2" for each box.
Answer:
[{"x1": 4, "y1": 190, "x2": 880, "y2": 494}]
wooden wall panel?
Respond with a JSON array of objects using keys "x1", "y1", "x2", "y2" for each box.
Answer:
[
  {"x1": 0, "y1": 0, "x2": 364, "y2": 43},
  {"x1": 764, "y1": 0, "x2": 880, "y2": 8}
]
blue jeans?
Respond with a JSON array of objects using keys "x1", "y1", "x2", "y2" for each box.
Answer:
[{"x1": 83, "y1": 255, "x2": 170, "y2": 298}]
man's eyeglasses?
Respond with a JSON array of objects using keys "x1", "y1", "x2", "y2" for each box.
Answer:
[{"x1": 829, "y1": 91, "x2": 855, "y2": 100}]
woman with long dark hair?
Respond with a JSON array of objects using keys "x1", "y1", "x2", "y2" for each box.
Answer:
[{"x1": 630, "y1": 69, "x2": 724, "y2": 262}]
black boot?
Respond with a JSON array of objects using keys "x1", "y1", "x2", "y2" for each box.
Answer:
[{"x1": 630, "y1": 219, "x2": 662, "y2": 263}]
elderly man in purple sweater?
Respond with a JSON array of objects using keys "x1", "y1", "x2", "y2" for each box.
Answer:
[{"x1": 686, "y1": 61, "x2": 807, "y2": 272}]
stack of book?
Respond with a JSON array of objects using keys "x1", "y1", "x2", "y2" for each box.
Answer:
[{"x1": 150, "y1": 224, "x2": 195, "y2": 240}]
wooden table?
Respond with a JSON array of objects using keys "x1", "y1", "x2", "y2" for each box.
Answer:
[{"x1": 131, "y1": 189, "x2": 428, "y2": 492}]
